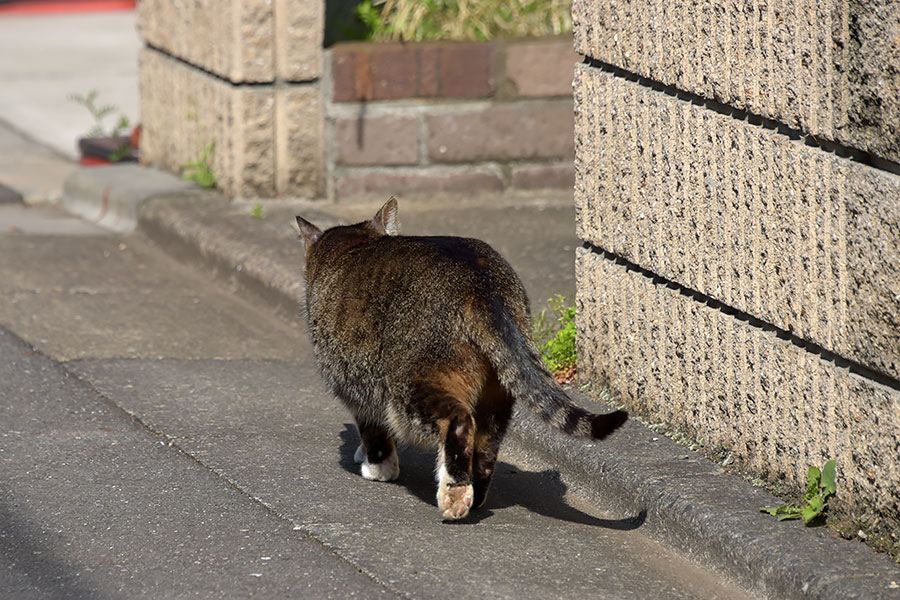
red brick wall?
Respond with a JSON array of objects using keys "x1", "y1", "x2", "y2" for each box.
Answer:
[{"x1": 325, "y1": 37, "x2": 579, "y2": 200}]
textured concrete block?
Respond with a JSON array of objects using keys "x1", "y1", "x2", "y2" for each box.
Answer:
[
  {"x1": 576, "y1": 247, "x2": 900, "y2": 528},
  {"x1": 138, "y1": 0, "x2": 274, "y2": 83},
  {"x1": 139, "y1": 48, "x2": 324, "y2": 199},
  {"x1": 574, "y1": 65, "x2": 900, "y2": 379},
  {"x1": 334, "y1": 114, "x2": 419, "y2": 166},
  {"x1": 138, "y1": 0, "x2": 322, "y2": 83},
  {"x1": 505, "y1": 38, "x2": 579, "y2": 97},
  {"x1": 427, "y1": 101, "x2": 574, "y2": 163},
  {"x1": 140, "y1": 48, "x2": 267, "y2": 198},
  {"x1": 275, "y1": 0, "x2": 324, "y2": 81},
  {"x1": 279, "y1": 86, "x2": 324, "y2": 198},
  {"x1": 572, "y1": 0, "x2": 900, "y2": 163}
]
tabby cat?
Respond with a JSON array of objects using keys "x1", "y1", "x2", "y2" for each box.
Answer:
[{"x1": 296, "y1": 198, "x2": 627, "y2": 520}]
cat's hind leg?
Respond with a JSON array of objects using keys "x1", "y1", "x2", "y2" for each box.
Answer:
[
  {"x1": 435, "y1": 406, "x2": 476, "y2": 520},
  {"x1": 354, "y1": 421, "x2": 399, "y2": 481},
  {"x1": 412, "y1": 349, "x2": 486, "y2": 520},
  {"x1": 472, "y1": 374, "x2": 515, "y2": 508},
  {"x1": 410, "y1": 379, "x2": 477, "y2": 519}
]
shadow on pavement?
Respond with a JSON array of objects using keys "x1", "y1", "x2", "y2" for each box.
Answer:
[
  {"x1": 0, "y1": 502, "x2": 97, "y2": 599},
  {"x1": 337, "y1": 424, "x2": 645, "y2": 530}
]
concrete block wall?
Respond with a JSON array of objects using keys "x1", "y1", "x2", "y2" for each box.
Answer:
[
  {"x1": 137, "y1": 0, "x2": 324, "y2": 199},
  {"x1": 325, "y1": 38, "x2": 580, "y2": 200},
  {"x1": 573, "y1": 0, "x2": 900, "y2": 527}
]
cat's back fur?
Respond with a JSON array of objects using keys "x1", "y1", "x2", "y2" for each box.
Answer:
[
  {"x1": 307, "y1": 230, "x2": 521, "y2": 432},
  {"x1": 296, "y1": 198, "x2": 627, "y2": 519}
]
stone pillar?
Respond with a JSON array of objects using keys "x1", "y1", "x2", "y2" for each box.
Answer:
[
  {"x1": 137, "y1": 0, "x2": 324, "y2": 199},
  {"x1": 573, "y1": 0, "x2": 900, "y2": 528}
]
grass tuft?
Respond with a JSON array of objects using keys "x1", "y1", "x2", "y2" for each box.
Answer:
[
  {"x1": 533, "y1": 295, "x2": 577, "y2": 381},
  {"x1": 357, "y1": 0, "x2": 572, "y2": 41}
]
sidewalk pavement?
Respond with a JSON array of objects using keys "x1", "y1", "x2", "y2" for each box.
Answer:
[
  {"x1": 0, "y1": 10, "x2": 140, "y2": 160},
  {"x1": 4, "y1": 9, "x2": 898, "y2": 598},
  {"x1": 46, "y1": 161, "x2": 900, "y2": 600}
]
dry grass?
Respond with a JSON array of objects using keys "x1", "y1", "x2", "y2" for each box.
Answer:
[{"x1": 363, "y1": 0, "x2": 572, "y2": 41}]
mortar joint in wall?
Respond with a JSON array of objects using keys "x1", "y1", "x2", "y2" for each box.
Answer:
[
  {"x1": 145, "y1": 42, "x2": 321, "y2": 88},
  {"x1": 581, "y1": 241, "x2": 900, "y2": 394},
  {"x1": 580, "y1": 57, "x2": 900, "y2": 178}
]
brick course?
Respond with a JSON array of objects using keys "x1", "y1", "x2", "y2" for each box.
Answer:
[
  {"x1": 505, "y1": 39, "x2": 580, "y2": 97},
  {"x1": 334, "y1": 114, "x2": 419, "y2": 166},
  {"x1": 140, "y1": 48, "x2": 272, "y2": 197},
  {"x1": 335, "y1": 168, "x2": 504, "y2": 199},
  {"x1": 427, "y1": 101, "x2": 574, "y2": 163},
  {"x1": 331, "y1": 42, "x2": 494, "y2": 102},
  {"x1": 325, "y1": 38, "x2": 579, "y2": 199},
  {"x1": 438, "y1": 43, "x2": 494, "y2": 98},
  {"x1": 330, "y1": 38, "x2": 577, "y2": 103},
  {"x1": 511, "y1": 163, "x2": 575, "y2": 190}
]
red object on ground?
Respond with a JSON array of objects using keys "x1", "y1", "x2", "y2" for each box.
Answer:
[
  {"x1": 0, "y1": 1, "x2": 134, "y2": 15},
  {"x1": 78, "y1": 155, "x2": 111, "y2": 166},
  {"x1": 78, "y1": 135, "x2": 138, "y2": 164},
  {"x1": 129, "y1": 125, "x2": 141, "y2": 150}
]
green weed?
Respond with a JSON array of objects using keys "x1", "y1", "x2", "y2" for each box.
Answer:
[
  {"x1": 181, "y1": 140, "x2": 217, "y2": 189},
  {"x1": 761, "y1": 459, "x2": 836, "y2": 526},
  {"x1": 70, "y1": 89, "x2": 134, "y2": 161},
  {"x1": 69, "y1": 89, "x2": 131, "y2": 138},
  {"x1": 356, "y1": 0, "x2": 392, "y2": 38},
  {"x1": 250, "y1": 203, "x2": 265, "y2": 219},
  {"x1": 533, "y1": 295, "x2": 577, "y2": 377},
  {"x1": 356, "y1": 0, "x2": 572, "y2": 42}
]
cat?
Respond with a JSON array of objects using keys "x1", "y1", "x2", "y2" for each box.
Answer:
[{"x1": 296, "y1": 198, "x2": 627, "y2": 520}]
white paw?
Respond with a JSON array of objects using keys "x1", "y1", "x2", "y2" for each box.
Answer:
[
  {"x1": 435, "y1": 463, "x2": 473, "y2": 520},
  {"x1": 437, "y1": 483, "x2": 474, "y2": 520},
  {"x1": 358, "y1": 446, "x2": 400, "y2": 481}
]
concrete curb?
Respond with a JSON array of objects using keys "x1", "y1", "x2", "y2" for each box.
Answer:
[
  {"x1": 62, "y1": 164, "x2": 193, "y2": 233},
  {"x1": 68, "y1": 165, "x2": 900, "y2": 599},
  {"x1": 136, "y1": 189, "x2": 315, "y2": 321},
  {"x1": 508, "y1": 402, "x2": 900, "y2": 599}
]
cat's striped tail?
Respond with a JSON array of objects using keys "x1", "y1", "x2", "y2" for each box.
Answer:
[{"x1": 474, "y1": 303, "x2": 628, "y2": 440}]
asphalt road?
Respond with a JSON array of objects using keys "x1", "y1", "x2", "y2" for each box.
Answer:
[{"x1": 0, "y1": 205, "x2": 752, "y2": 598}]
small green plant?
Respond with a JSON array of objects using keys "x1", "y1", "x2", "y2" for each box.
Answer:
[
  {"x1": 69, "y1": 89, "x2": 134, "y2": 161},
  {"x1": 356, "y1": 0, "x2": 392, "y2": 38},
  {"x1": 761, "y1": 459, "x2": 836, "y2": 526},
  {"x1": 250, "y1": 202, "x2": 265, "y2": 219},
  {"x1": 356, "y1": 0, "x2": 573, "y2": 42},
  {"x1": 533, "y1": 295, "x2": 577, "y2": 379},
  {"x1": 69, "y1": 89, "x2": 132, "y2": 138},
  {"x1": 181, "y1": 140, "x2": 216, "y2": 189}
]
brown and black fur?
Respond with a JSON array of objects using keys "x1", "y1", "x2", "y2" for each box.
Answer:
[{"x1": 296, "y1": 198, "x2": 627, "y2": 520}]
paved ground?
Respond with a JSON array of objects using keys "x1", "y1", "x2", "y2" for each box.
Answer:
[
  {"x1": 2, "y1": 7, "x2": 900, "y2": 600},
  {"x1": 0, "y1": 9, "x2": 140, "y2": 160},
  {"x1": 4, "y1": 155, "x2": 900, "y2": 600},
  {"x1": 0, "y1": 115, "x2": 75, "y2": 204},
  {"x1": 0, "y1": 215, "x2": 752, "y2": 599}
]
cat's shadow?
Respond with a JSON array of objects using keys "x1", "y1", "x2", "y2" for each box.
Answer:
[{"x1": 338, "y1": 425, "x2": 645, "y2": 529}]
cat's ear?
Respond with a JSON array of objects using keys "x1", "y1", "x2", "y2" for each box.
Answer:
[
  {"x1": 296, "y1": 216, "x2": 323, "y2": 249},
  {"x1": 370, "y1": 196, "x2": 399, "y2": 236}
]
